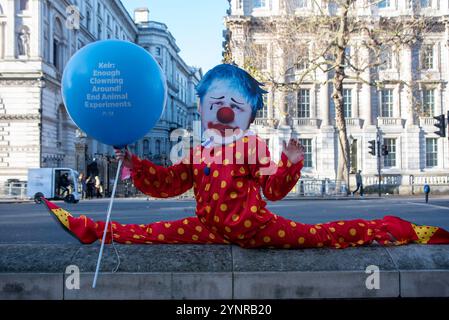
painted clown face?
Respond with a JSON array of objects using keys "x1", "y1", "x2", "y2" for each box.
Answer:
[{"x1": 200, "y1": 79, "x2": 254, "y2": 144}]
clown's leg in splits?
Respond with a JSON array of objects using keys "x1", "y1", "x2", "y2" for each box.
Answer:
[{"x1": 44, "y1": 64, "x2": 449, "y2": 248}]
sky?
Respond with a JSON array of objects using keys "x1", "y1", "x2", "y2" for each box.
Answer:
[{"x1": 121, "y1": 0, "x2": 229, "y2": 72}]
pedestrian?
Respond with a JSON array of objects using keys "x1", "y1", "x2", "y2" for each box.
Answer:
[
  {"x1": 95, "y1": 176, "x2": 103, "y2": 198},
  {"x1": 86, "y1": 175, "x2": 95, "y2": 199},
  {"x1": 424, "y1": 184, "x2": 430, "y2": 203},
  {"x1": 352, "y1": 170, "x2": 364, "y2": 197},
  {"x1": 78, "y1": 173, "x2": 87, "y2": 199}
]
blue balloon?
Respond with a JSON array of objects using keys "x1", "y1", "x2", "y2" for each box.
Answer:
[{"x1": 62, "y1": 40, "x2": 167, "y2": 148}]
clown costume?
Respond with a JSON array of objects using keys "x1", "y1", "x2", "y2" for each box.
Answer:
[{"x1": 44, "y1": 64, "x2": 449, "y2": 249}]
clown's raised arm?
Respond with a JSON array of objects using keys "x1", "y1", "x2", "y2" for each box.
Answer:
[
  {"x1": 130, "y1": 152, "x2": 193, "y2": 198},
  {"x1": 249, "y1": 137, "x2": 304, "y2": 201}
]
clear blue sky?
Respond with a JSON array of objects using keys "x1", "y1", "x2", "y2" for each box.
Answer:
[{"x1": 121, "y1": 0, "x2": 229, "y2": 72}]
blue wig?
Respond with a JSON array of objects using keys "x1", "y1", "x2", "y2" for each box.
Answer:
[{"x1": 196, "y1": 64, "x2": 267, "y2": 117}]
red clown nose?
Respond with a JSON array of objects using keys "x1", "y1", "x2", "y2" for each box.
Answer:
[{"x1": 217, "y1": 107, "x2": 235, "y2": 124}]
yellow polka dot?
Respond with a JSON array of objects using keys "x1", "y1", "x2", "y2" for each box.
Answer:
[
  {"x1": 335, "y1": 243, "x2": 341, "y2": 249},
  {"x1": 144, "y1": 179, "x2": 150, "y2": 185},
  {"x1": 357, "y1": 240, "x2": 364, "y2": 245},
  {"x1": 329, "y1": 227, "x2": 336, "y2": 233},
  {"x1": 205, "y1": 206, "x2": 211, "y2": 213},
  {"x1": 225, "y1": 226, "x2": 232, "y2": 233},
  {"x1": 339, "y1": 237, "x2": 345, "y2": 243},
  {"x1": 315, "y1": 225, "x2": 322, "y2": 229},
  {"x1": 195, "y1": 226, "x2": 203, "y2": 232},
  {"x1": 194, "y1": 168, "x2": 198, "y2": 175},
  {"x1": 220, "y1": 204, "x2": 228, "y2": 212},
  {"x1": 309, "y1": 228, "x2": 317, "y2": 235},
  {"x1": 250, "y1": 206, "x2": 258, "y2": 213},
  {"x1": 157, "y1": 234, "x2": 165, "y2": 241},
  {"x1": 205, "y1": 183, "x2": 210, "y2": 191},
  {"x1": 178, "y1": 228, "x2": 185, "y2": 235},
  {"x1": 298, "y1": 237, "x2": 305, "y2": 244},
  {"x1": 263, "y1": 236, "x2": 271, "y2": 243},
  {"x1": 317, "y1": 242, "x2": 323, "y2": 247},
  {"x1": 230, "y1": 192, "x2": 238, "y2": 199},
  {"x1": 213, "y1": 170, "x2": 219, "y2": 177},
  {"x1": 244, "y1": 220, "x2": 252, "y2": 228},
  {"x1": 153, "y1": 181, "x2": 160, "y2": 188},
  {"x1": 236, "y1": 181, "x2": 243, "y2": 188},
  {"x1": 147, "y1": 227, "x2": 152, "y2": 234},
  {"x1": 180, "y1": 172, "x2": 188, "y2": 180},
  {"x1": 209, "y1": 233, "x2": 216, "y2": 240},
  {"x1": 278, "y1": 160, "x2": 283, "y2": 167},
  {"x1": 286, "y1": 175, "x2": 292, "y2": 182},
  {"x1": 367, "y1": 229, "x2": 373, "y2": 236},
  {"x1": 212, "y1": 193, "x2": 220, "y2": 201},
  {"x1": 221, "y1": 181, "x2": 227, "y2": 188},
  {"x1": 164, "y1": 223, "x2": 171, "y2": 228},
  {"x1": 149, "y1": 167, "x2": 156, "y2": 174},
  {"x1": 133, "y1": 234, "x2": 140, "y2": 240},
  {"x1": 278, "y1": 230, "x2": 286, "y2": 238},
  {"x1": 286, "y1": 160, "x2": 292, "y2": 167},
  {"x1": 242, "y1": 137, "x2": 249, "y2": 143},
  {"x1": 236, "y1": 152, "x2": 242, "y2": 160},
  {"x1": 250, "y1": 239, "x2": 256, "y2": 246},
  {"x1": 214, "y1": 215, "x2": 220, "y2": 223},
  {"x1": 125, "y1": 241, "x2": 132, "y2": 244},
  {"x1": 260, "y1": 157, "x2": 270, "y2": 165},
  {"x1": 337, "y1": 221, "x2": 345, "y2": 226},
  {"x1": 358, "y1": 223, "x2": 365, "y2": 227},
  {"x1": 239, "y1": 167, "x2": 246, "y2": 174},
  {"x1": 290, "y1": 221, "x2": 297, "y2": 227},
  {"x1": 349, "y1": 228, "x2": 357, "y2": 236},
  {"x1": 223, "y1": 159, "x2": 230, "y2": 165},
  {"x1": 183, "y1": 219, "x2": 189, "y2": 225},
  {"x1": 160, "y1": 192, "x2": 168, "y2": 197},
  {"x1": 192, "y1": 235, "x2": 199, "y2": 241},
  {"x1": 232, "y1": 214, "x2": 240, "y2": 222}
]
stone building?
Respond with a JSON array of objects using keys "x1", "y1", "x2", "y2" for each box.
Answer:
[
  {"x1": 0, "y1": 1, "x2": 200, "y2": 190},
  {"x1": 224, "y1": 0, "x2": 449, "y2": 194}
]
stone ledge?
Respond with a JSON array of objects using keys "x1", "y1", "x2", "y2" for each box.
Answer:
[{"x1": 0, "y1": 244, "x2": 448, "y2": 299}]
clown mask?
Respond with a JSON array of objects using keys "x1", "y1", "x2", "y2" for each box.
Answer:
[{"x1": 200, "y1": 79, "x2": 254, "y2": 145}]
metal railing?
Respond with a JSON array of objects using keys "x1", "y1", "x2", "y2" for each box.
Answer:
[{"x1": 0, "y1": 183, "x2": 28, "y2": 200}]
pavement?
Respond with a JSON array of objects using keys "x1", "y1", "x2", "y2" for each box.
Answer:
[{"x1": 1, "y1": 197, "x2": 448, "y2": 299}]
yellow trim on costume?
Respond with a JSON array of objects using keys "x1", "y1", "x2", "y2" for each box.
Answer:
[
  {"x1": 412, "y1": 224, "x2": 438, "y2": 244},
  {"x1": 51, "y1": 208, "x2": 71, "y2": 229}
]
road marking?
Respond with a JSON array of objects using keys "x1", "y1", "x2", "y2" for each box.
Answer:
[{"x1": 406, "y1": 201, "x2": 449, "y2": 211}]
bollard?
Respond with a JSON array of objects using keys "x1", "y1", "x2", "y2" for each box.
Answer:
[{"x1": 424, "y1": 184, "x2": 430, "y2": 203}]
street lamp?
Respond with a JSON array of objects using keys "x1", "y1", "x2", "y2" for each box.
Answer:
[{"x1": 347, "y1": 134, "x2": 354, "y2": 195}]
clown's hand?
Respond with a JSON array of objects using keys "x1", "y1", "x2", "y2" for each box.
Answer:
[
  {"x1": 282, "y1": 138, "x2": 305, "y2": 164},
  {"x1": 114, "y1": 148, "x2": 134, "y2": 169}
]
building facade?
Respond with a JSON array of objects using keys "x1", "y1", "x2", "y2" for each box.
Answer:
[
  {"x1": 225, "y1": 0, "x2": 449, "y2": 194},
  {"x1": 0, "y1": 1, "x2": 201, "y2": 190}
]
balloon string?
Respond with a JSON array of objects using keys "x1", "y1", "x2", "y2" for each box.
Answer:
[{"x1": 92, "y1": 159, "x2": 123, "y2": 288}]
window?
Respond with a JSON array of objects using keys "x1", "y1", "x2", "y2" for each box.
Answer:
[
  {"x1": 383, "y1": 138, "x2": 396, "y2": 167},
  {"x1": 381, "y1": 89, "x2": 393, "y2": 117},
  {"x1": 297, "y1": 89, "x2": 310, "y2": 118},
  {"x1": 86, "y1": 10, "x2": 91, "y2": 31},
  {"x1": 422, "y1": 89, "x2": 435, "y2": 117},
  {"x1": 379, "y1": 46, "x2": 393, "y2": 70},
  {"x1": 422, "y1": 44, "x2": 434, "y2": 70},
  {"x1": 420, "y1": 0, "x2": 431, "y2": 8},
  {"x1": 19, "y1": 0, "x2": 29, "y2": 11},
  {"x1": 254, "y1": 44, "x2": 267, "y2": 70},
  {"x1": 97, "y1": 23, "x2": 102, "y2": 38},
  {"x1": 256, "y1": 96, "x2": 268, "y2": 118},
  {"x1": 426, "y1": 138, "x2": 438, "y2": 167},
  {"x1": 155, "y1": 46, "x2": 161, "y2": 56},
  {"x1": 155, "y1": 140, "x2": 161, "y2": 155},
  {"x1": 295, "y1": 46, "x2": 309, "y2": 70},
  {"x1": 296, "y1": 0, "x2": 308, "y2": 8},
  {"x1": 253, "y1": 0, "x2": 266, "y2": 8},
  {"x1": 343, "y1": 89, "x2": 352, "y2": 118},
  {"x1": 378, "y1": 0, "x2": 390, "y2": 8},
  {"x1": 299, "y1": 139, "x2": 312, "y2": 168}
]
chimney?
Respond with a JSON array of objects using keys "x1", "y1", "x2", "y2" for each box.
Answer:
[{"x1": 134, "y1": 7, "x2": 149, "y2": 24}]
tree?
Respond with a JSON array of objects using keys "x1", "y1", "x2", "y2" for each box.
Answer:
[{"x1": 224, "y1": 0, "x2": 434, "y2": 191}]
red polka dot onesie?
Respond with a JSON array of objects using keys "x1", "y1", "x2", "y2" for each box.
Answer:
[{"x1": 44, "y1": 134, "x2": 449, "y2": 248}]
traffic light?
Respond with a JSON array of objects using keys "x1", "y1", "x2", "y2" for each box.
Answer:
[
  {"x1": 434, "y1": 114, "x2": 446, "y2": 137},
  {"x1": 368, "y1": 140, "x2": 376, "y2": 156},
  {"x1": 381, "y1": 144, "x2": 389, "y2": 156}
]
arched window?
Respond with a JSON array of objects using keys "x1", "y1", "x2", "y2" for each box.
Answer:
[
  {"x1": 155, "y1": 140, "x2": 161, "y2": 155},
  {"x1": 19, "y1": 0, "x2": 29, "y2": 11},
  {"x1": 143, "y1": 139, "x2": 149, "y2": 156},
  {"x1": 53, "y1": 18, "x2": 64, "y2": 72}
]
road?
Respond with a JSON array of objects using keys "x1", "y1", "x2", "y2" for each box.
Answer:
[{"x1": 1, "y1": 196, "x2": 449, "y2": 244}]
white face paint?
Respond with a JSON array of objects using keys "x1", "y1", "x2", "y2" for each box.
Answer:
[{"x1": 199, "y1": 79, "x2": 254, "y2": 145}]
